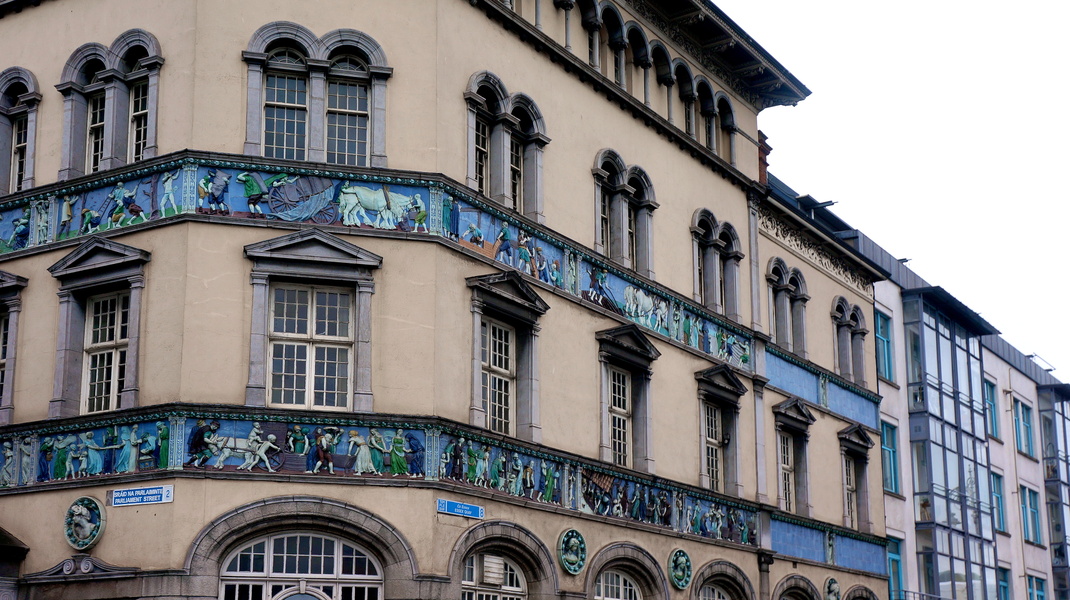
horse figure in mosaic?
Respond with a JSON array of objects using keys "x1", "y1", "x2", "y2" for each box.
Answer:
[{"x1": 337, "y1": 183, "x2": 409, "y2": 229}]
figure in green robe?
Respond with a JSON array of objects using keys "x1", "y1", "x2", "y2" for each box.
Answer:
[{"x1": 389, "y1": 429, "x2": 409, "y2": 476}]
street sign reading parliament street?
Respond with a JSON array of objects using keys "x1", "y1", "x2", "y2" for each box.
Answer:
[
  {"x1": 111, "y1": 485, "x2": 175, "y2": 506},
  {"x1": 437, "y1": 498, "x2": 484, "y2": 519}
]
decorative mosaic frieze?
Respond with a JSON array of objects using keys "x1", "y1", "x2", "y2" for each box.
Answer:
[
  {"x1": 0, "y1": 408, "x2": 760, "y2": 548},
  {"x1": 0, "y1": 153, "x2": 754, "y2": 372},
  {"x1": 757, "y1": 204, "x2": 874, "y2": 297}
]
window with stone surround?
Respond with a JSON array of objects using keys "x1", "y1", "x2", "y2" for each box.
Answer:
[
  {"x1": 243, "y1": 22, "x2": 391, "y2": 167},
  {"x1": 598, "y1": 324, "x2": 659, "y2": 473},
  {"x1": 244, "y1": 230, "x2": 381, "y2": 413}
]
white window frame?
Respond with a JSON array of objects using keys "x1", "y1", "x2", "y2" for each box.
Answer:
[
  {"x1": 219, "y1": 532, "x2": 383, "y2": 600},
  {"x1": 595, "y1": 569, "x2": 642, "y2": 600},
  {"x1": 609, "y1": 365, "x2": 632, "y2": 468},
  {"x1": 704, "y1": 402, "x2": 723, "y2": 493},
  {"x1": 262, "y1": 49, "x2": 309, "y2": 162},
  {"x1": 844, "y1": 454, "x2": 857, "y2": 529},
  {"x1": 82, "y1": 291, "x2": 130, "y2": 414},
  {"x1": 461, "y1": 553, "x2": 527, "y2": 600},
  {"x1": 268, "y1": 284, "x2": 354, "y2": 411},
  {"x1": 85, "y1": 92, "x2": 106, "y2": 174},
  {"x1": 128, "y1": 80, "x2": 149, "y2": 163},
  {"x1": 779, "y1": 431, "x2": 795, "y2": 513},
  {"x1": 481, "y1": 317, "x2": 516, "y2": 436}
]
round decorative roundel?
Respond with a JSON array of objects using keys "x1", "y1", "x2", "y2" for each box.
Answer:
[
  {"x1": 64, "y1": 496, "x2": 107, "y2": 551},
  {"x1": 668, "y1": 548, "x2": 692, "y2": 589},
  {"x1": 558, "y1": 528, "x2": 587, "y2": 575}
]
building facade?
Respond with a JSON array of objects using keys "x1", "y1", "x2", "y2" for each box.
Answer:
[
  {"x1": 833, "y1": 224, "x2": 1070, "y2": 600},
  {"x1": 0, "y1": 1, "x2": 891, "y2": 599}
]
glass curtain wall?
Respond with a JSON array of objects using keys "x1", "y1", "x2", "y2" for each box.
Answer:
[{"x1": 904, "y1": 296, "x2": 997, "y2": 600}]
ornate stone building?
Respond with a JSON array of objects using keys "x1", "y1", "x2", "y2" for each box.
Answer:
[{"x1": 0, "y1": 1, "x2": 890, "y2": 599}]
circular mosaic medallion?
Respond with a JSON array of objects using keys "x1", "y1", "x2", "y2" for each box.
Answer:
[
  {"x1": 64, "y1": 496, "x2": 106, "y2": 551},
  {"x1": 558, "y1": 529, "x2": 587, "y2": 575},
  {"x1": 668, "y1": 548, "x2": 692, "y2": 589}
]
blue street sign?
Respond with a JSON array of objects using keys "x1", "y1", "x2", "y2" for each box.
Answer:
[
  {"x1": 111, "y1": 485, "x2": 175, "y2": 507},
  {"x1": 437, "y1": 498, "x2": 485, "y2": 519}
]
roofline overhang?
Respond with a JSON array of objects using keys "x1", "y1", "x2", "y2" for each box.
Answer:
[
  {"x1": 902, "y1": 286, "x2": 1000, "y2": 336},
  {"x1": 762, "y1": 185, "x2": 889, "y2": 282}
]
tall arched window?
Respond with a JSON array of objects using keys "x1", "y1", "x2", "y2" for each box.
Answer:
[
  {"x1": 465, "y1": 73, "x2": 549, "y2": 220},
  {"x1": 219, "y1": 533, "x2": 382, "y2": 600},
  {"x1": 832, "y1": 298, "x2": 867, "y2": 385},
  {"x1": 692, "y1": 209, "x2": 742, "y2": 320},
  {"x1": 767, "y1": 260, "x2": 808, "y2": 356},
  {"x1": 595, "y1": 570, "x2": 642, "y2": 600},
  {"x1": 263, "y1": 44, "x2": 310, "y2": 161},
  {"x1": 673, "y1": 61, "x2": 695, "y2": 137},
  {"x1": 0, "y1": 67, "x2": 40, "y2": 194},
  {"x1": 593, "y1": 152, "x2": 655, "y2": 278},
  {"x1": 650, "y1": 44, "x2": 673, "y2": 123},
  {"x1": 714, "y1": 95, "x2": 736, "y2": 164},
  {"x1": 461, "y1": 553, "x2": 527, "y2": 600},
  {"x1": 57, "y1": 30, "x2": 163, "y2": 180},
  {"x1": 244, "y1": 23, "x2": 392, "y2": 166}
]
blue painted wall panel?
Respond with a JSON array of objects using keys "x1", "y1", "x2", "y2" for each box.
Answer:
[
  {"x1": 828, "y1": 382, "x2": 879, "y2": 428},
  {"x1": 770, "y1": 519, "x2": 826, "y2": 563},
  {"x1": 836, "y1": 535, "x2": 888, "y2": 575},
  {"x1": 766, "y1": 354, "x2": 819, "y2": 401}
]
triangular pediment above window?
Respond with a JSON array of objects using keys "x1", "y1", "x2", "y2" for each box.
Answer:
[
  {"x1": 771, "y1": 397, "x2": 816, "y2": 430},
  {"x1": 467, "y1": 271, "x2": 549, "y2": 325},
  {"x1": 48, "y1": 237, "x2": 150, "y2": 287},
  {"x1": 467, "y1": 271, "x2": 550, "y2": 314},
  {"x1": 596, "y1": 323, "x2": 661, "y2": 364},
  {"x1": 245, "y1": 229, "x2": 383, "y2": 268},
  {"x1": 0, "y1": 269, "x2": 27, "y2": 298},
  {"x1": 695, "y1": 364, "x2": 749, "y2": 400},
  {"x1": 838, "y1": 423, "x2": 875, "y2": 454}
]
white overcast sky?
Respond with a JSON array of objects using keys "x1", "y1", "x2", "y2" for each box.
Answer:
[{"x1": 711, "y1": 0, "x2": 1070, "y2": 379}]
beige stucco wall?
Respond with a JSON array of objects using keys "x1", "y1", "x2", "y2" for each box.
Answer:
[{"x1": 1, "y1": 0, "x2": 766, "y2": 316}]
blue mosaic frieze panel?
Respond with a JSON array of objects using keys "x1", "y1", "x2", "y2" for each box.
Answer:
[
  {"x1": 1, "y1": 409, "x2": 758, "y2": 548},
  {"x1": 436, "y1": 432, "x2": 758, "y2": 546},
  {"x1": 836, "y1": 535, "x2": 888, "y2": 575},
  {"x1": 439, "y1": 193, "x2": 751, "y2": 370},
  {"x1": 770, "y1": 518, "x2": 826, "y2": 563},
  {"x1": 0, "y1": 155, "x2": 754, "y2": 371},
  {"x1": 182, "y1": 418, "x2": 428, "y2": 476},
  {"x1": 827, "y1": 381, "x2": 879, "y2": 429},
  {"x1": 0, "y1": 418, "x2": 175, "y2": 487}
]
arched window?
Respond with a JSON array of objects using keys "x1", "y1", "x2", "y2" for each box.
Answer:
[
  {"x1": 326, "y1": 50, "x2": 374, "y2": 167},
  {"x1": 0, "y1": 68, "x2": 40, "y2": 194},
  {"x1": 650, "y1": 44, "x2": 673, "y2": 123},
  {"x1": 57, "y1": 30, "x2": 164, "y2": 180},
  {"x1": 673, "y1": 61, "x2": 695, "y2": 137},
  {"x1": 831, "y1": 298, "x2": 867, "y2": 385},
  {"x1": 220, "y1": 532, "x2": 382, "y2": 600},
  {"x1": 700, "y1": 584, "x2": 731, "y2": 600},
  {"x1": 624, "y1": 25, "x2": 650, "y2": 100},
  {"x1": 244, "y1": 23, "x2": 391, "y2": 166},
  {"x1": 766, "y1": 260, "x2": 808, "y2": 356},
  {"x1": 692, "y1": 210, "x2": 742, "y2": 321},
  {"x1": 599, "y1": 5, "x2": 626, "y2": 87},
  {"x1": 595, "y1": 570, "x2": 642, "y2": 600},
  {"x1": 264, "y1": 43, "x2": 310, "y2": 161},
  {"x1": 461, "y1": 553, "x2": 527, "y2": 600},
  {"x1": 696, "y1": 81, "x2": 716, "y2": 151},
  {"x1": 593, "y1": 153, "x2": 655, "y2": 278},
  {"x1": 507, "y1": 94, "x2": 549, "y2": 222},
  {"x1": 714, "y1": 96, "x2": 736, "y2": 164}
]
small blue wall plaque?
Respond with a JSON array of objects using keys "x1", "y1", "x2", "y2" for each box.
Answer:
[
  {"x1": 437, "y1": 498, "x2": 485, "y2": 519},
  {"x1": 111, "y1": 485, "x2": 175, "y2": 507}
]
